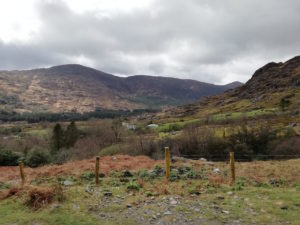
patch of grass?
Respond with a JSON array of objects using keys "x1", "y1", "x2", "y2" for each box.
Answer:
[{"x1": 0, "y1": 181, "x2": 11, "y2": 190}]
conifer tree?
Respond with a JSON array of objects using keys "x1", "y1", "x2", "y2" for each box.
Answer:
[
  {"x1": 51, "y1": 123, "x2": 64, "y2": 154},
  {"x1": 65, "y1": 121, "x2": 79, "y2": 148}
]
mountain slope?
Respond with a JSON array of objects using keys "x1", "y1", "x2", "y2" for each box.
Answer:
[
  {"x1": 0, "y1": 65, "x2": 242, "y2": 113},
  {"x1": 158, "y1": 56, "x2": 300, "y2": 120}
]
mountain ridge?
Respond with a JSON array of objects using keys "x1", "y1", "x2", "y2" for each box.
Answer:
[
  {"x1": 158, "y1": 55, "x2": 300, "y2": 120},
  {"x1": 0, "y1": 64, "x2": 242, "y2": 113}
]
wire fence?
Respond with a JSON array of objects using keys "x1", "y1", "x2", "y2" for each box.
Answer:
[{"x1": 170, "y1": 154, "x2": 300, "y2": 161}]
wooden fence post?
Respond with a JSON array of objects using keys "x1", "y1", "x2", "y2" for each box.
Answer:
[
  {"x1": 95, "y1": 156, "x2": 100, "y2": 185},
  {"x1": 230, "y1": 152, "x2": 235, "y2": 185},
  {"x1": 165, "y1": 147, "x2": 170, "y2": 181},
  {"x1": 19, "y1": 162, "x2": 25, "y2": 186}
]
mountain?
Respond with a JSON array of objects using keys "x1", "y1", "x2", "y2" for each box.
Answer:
[
  {"x1": 0, "y1": 64, "x2": 242, "y2": 113},
  {"x1": 159, "y1": 56, "x2": 300, "y2": 119}
]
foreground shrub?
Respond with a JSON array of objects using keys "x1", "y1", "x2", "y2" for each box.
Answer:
[
  {"x1": 25, "y1": 148, "x2": 51, "y2": 168},
  {"x1": 0, "y1": 148, "x2": 22, "y2": 166},
  {"x1": 26, "y1": 187, "x2": 55, "y2": 209}
]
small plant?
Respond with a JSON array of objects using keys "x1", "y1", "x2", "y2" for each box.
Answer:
[
  {"x1": 138, "y1": 170, "x2": 150, "y2": 179},
  {"x1": 169, "y1": 169, "x2": 180, "y2": 181},
  {"x1": 187, "y1": 187, "x2": 199, "y2": 195},
  {"x1": 153, "y1": 165, "x2": 164, "y2": 177},
  {"x1": 126, "y1": 180, "x2": 140, "y2": 191},
  {"x1": 295, "y1": 182, "x2": 300, "y2": 191},
  {"x1": 0, "y1": 181, "x2": 11, "y2": 190},
  {"x1": 110, "y1": 179, "x2": 121, "y2": 187},
  {"x1": 234, "y1": 177, "x2": 247, "y2": 191},
  {"x1": 145, "y1": 191, "x2": 153, "y2": 197},
  {"x1": 80, "y1": 172, "x2": 95, "y2": 181}
]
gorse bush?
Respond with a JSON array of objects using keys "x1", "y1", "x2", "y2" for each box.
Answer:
[
  {"x1": 0, "y1": 148, "x2": 22, "y2": 166},
  {"x1": 25, "y1": 148, "x2": 51, "y2": 168}
]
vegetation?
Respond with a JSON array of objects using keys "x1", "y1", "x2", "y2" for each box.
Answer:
[{"x1": 0, "y1": 157, "x2": 300, "y2": 224}]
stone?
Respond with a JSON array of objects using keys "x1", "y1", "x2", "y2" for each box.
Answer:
[
  {"x1": 50, "y1": 203, "x2": 61, "y2": 211},
  {"x1": 88, "y1": 205, "x2": 93, "y2": 211},
  {"x1": 85, "y1": 186, "x2": 93, "y2": 194},
  {"x1": 222, "y1": 210, "x2": 230, "y2": 214},
  {"x1": 169, "y1": 198, "x2": 177, "y2": 205},
  {"x1": 63, "y1": 180, "x2": 73, "y2": 186},
  {"x1": 227, "y1": 191, "x2": 233, "y2": 196},
  {"x1": 213, "y1": 168, "x2": 220, "y2": 174},
  {"x1": 164, "y1": 211, "x2": 172, "y2": 215},
  {"x1": 104, "y1": 192, "x2": 113, "y2": 197},
  {"x1": 122, "y1": 170, "x2": 133, "y2": 177},
  {"x1": 280, "y1": 205, "x2": 288, "y2": 210}
]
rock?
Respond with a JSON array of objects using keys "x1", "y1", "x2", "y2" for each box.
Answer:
[
  {"x1": 85, "y1": 186, "x2": 93, "y2": 194},
  {"x1": 72, "y1": 204, "x2": 80, "y2": 210},
  {"x1": 200, "y1": 157, "x2": 207, "y2": 161},
  {"x1": 280, "y1": 205, "x2": 288, "y2": 210},
  {"x1": 217, "y1": 196, "x2": 225, "y2": 200},
  {"x1": 227, "y1": 191, "x2": 233, "y2": 196},
  {"x1": 104, "y1": 192, "x2": 113, "y2": 197},
  {"x1": 170, "y1": 200, "x2": 177, "y2": 205},
  {"x1": 164, "y1": 211, "x2": 172, "y2": 215},
  {"x1": 63, "y1": 180, "x2": 73, "y2": 186},
  {"x1": 50, "y1": 203, "x2": 61, "y2": 211},
  {"x1": 122, "y1": 170, "x2": 133, "y2": 177},
  {"x1": 99, "y1": 173, "x2": 105, "y2": 178},
  {"x1": 213, "y1": 168, "x2": 220, "y2": 174},
  {"x1": 88, "y1": 205, "x2": 93, "y2": 211},
  {"x1": 194, "y1": 208, "x2": 200, "y2": 212},
  {"x1": 169, "y1": 198, "x2": 177, "y2": 205},
  {"x1": 222, "y1": 210, "x2": 230, "y2": 214}
]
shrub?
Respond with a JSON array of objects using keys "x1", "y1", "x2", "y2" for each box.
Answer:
[
  {"x1": 268, "y1": 136, "x2": 300, "y2": 159},
  {"x1": 51, "y1": 149, "x2": 69, "y2": 165},
  {"x1": 25, "y1": 148, "x2": 50, "y2": 168},
  {"x1": 0, "y1": 148, "x2": 22, "y2": 166},
  {"x1": 169, "y1": 169, "x2": 180, "y2": 181},
  {"x1": 126, "y1": 180, "x2": 140, "y2": 191},
  {"x1": 26, "y1": 187, "x2": 56, "y2": 209}
]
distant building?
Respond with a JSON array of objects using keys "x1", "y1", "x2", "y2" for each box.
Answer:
[
  {"x1": 122, "y1": 122, "x2": 137, "y2": 130},
  {"x1": 147, "y1": 124, "x2": 158, "y2": 128}
]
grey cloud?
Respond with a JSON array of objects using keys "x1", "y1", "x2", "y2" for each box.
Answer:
[{"x1": 1, "y1": 0, "x2": 300, "y2": 83}]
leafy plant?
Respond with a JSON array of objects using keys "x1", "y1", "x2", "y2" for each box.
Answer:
[{"x1": 126, "y1": 180, "x2": 140, "y2": 191}]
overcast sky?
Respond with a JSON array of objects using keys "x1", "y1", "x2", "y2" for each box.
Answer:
[{"x1": 1, "y1": 0, "x2": 300, "y2": 84}]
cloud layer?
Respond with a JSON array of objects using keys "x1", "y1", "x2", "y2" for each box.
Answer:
[{"x1": 1, "y1": 0, "x2": 300, "y2": 84}]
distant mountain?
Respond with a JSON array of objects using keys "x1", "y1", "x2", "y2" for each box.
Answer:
[
  {"x1": 0, "y1": 64, "x2": 242, "y2": 113},
  {"x1": 160, "y1": 56, "x2": 300, "y2": 119}
]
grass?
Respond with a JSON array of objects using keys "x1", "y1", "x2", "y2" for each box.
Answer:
[
  {"x1": 1, "y1": 158, "x2": 300, "y2": 225},
  {"x1": 0, "y1": 194, "x2": 135, "y2": 225},
  {"x1": 1, "y1": 183, "x2": 299, "y2": 225},
  {"x1": 157, "y1": 119, "x2": 199, "y2": 132}
]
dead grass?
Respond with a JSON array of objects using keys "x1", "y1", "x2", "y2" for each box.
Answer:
[
  {"x1": 1, "y1": 155, "x2": 300, "y2": 187},
  {"x1": 26, "y1": 186, "x2": 56, "y2": 209},
  {"x1": 0, "y1": 155, "x2": 163, "y2": 183}
]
